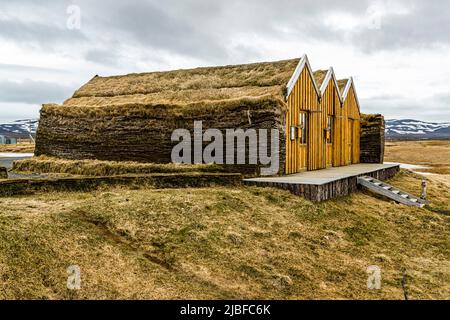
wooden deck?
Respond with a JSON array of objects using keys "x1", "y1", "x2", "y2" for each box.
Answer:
[{"x1": 243, "y1": 163, "x2": 400, "y2": 202}]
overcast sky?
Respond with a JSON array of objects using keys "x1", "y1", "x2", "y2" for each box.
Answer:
[{"x1": 0, "y1": 0, "x2": 449, "y2": 123}]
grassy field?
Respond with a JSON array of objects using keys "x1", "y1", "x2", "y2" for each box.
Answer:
[
  {"x1": 1, "y1": 139, "x2": 448, "y2": 299},
  {"x1": 385, "y1": 140, "x2": 450, "y2": 174},
  {"x1": 0, "y1": 170, "x2": 448, "y2": 299}
]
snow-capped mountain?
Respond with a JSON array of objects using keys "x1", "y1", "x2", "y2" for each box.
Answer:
[
  {"x1": 386, "y1": 119, "x2": 450, "y2": 139},
  {"x1": 0, "y1": 119, "x2": 38, "y2": 138},
  {"x1": 1, "y1": 118, "x2": 449, "y2": 140}
]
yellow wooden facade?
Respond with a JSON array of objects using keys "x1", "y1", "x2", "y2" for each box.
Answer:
[
  {"x1": 284, "y1": 57, "x2": 361, "y2": 174},
  {"x1": 342, "y1": 81, "x2": 361, "y2": 165},
  {"x1": 319, "y1": 70, "x2": 341, "y2": 168},
  {"x1": 285, "y1": 66, "x2": 321, "y2": 174}
]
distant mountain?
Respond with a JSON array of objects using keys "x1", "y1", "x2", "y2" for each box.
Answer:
[
  {"x1": 0, "y1": 119, "x2": 38, "y2": 138},
  {"x1": 1, "y1": 118, "x2": 449, "y2": 140},
  {"x1": 386, "y1": 119, "x2": 450, "y2": 140}
]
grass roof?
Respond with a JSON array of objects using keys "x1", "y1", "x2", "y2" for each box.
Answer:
[
  {"x1": 337, "y1": 79, "x2": 349, "y2": 94},
  {"x1": 313, "y1": 69, "x2": 329, "y2": 89},
  {"x1": 44, "y1": 95, "x2": 287, "y2": 118},
  {"x1": 64, "y1": 58, "x2": 301, "y2": 108}
]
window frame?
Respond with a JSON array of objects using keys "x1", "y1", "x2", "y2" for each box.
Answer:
[
  {"x1": 326, "y1": 115, "x2": 333, "y2": 144},
  {"x1": 298, "y1": 112, "x2": 307, "y2": 145}
]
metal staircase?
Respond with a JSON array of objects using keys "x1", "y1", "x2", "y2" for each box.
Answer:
[{"x1": 357, "y1": 176, "x2": 428, "y2": 208}]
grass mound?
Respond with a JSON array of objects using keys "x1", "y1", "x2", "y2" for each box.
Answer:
[
  {"x1": 66, "y1": 58, "x2": 299, "y2": 105},
  {"x1": 13, "y1": 156, "x2": 226, "y2": 176}
]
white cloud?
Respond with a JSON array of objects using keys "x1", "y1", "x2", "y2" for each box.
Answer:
[
  {"x1": 0, "y1": 0, "x2": 449, "y2": 122},
  {"x1": 0, "y1": 102, "x2": 40, "y2": 123}
]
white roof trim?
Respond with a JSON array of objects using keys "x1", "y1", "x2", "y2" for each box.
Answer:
[
  {"x1": 350, "y1": 78, "x2": 361, "y2": 112},
  {"x1": 286, "y1": 54, "x2": 320, "y2": 99},
  {"x1": 319, "y1": 67, "x2": 343, "y2": 104},
  {"x1": 341, "y1": 77, "x2": 361, "y2": 112},
  {"x1": 319, "y1": 69, "x2": 332, "y2": 93},
  {"x1": 342, "y1": 78, "x2": 352, "y2": 100}
]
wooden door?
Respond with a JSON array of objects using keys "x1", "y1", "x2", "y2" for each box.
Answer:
[
  {"x1": 352, "y1": 120, "x2": 360, "y2": 164},
  {"x1": 298, "y1": 112, "x2": 308, "y2": 172},
  {"x1": 286, "y1": 110, "x2": 308, "y2": 174},
  {"x1": 307, "y1": 111, "x2": 320, "y2": 171},
  {"x1": 326, "y1": 115, "x2": 333, "y2": 167},
  {"x1": 347, "y1": 119, "x2": 353, "y2": 165}
]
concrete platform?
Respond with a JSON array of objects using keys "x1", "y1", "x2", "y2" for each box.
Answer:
[{"x1": 243, "y1": 163, "x2": 400, "y2": 202}]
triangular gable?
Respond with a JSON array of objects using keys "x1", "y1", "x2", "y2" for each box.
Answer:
[
  {"x1": 341, "y1": 77, "x2": 361, "y2": 112},
  {"x1": 285, "y1": 54, "x2": 321, "y2": 99},
  {"x1": 318, "y1": 67, "x2": 343, "y2": 104}
]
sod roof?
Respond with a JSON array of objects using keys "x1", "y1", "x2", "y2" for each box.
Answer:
[
  {"x1": 337, "y1": 79, "x2": 350, "y2": 95},
  {"x1": 313, "y1": 70, "x2": 329, "y2": 89},
  {"x1": 64, "y1": 58, "x2": 302, "y2": 108}
]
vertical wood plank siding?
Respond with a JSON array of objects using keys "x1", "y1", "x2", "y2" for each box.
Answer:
[
  {"x1": 321, "y1": 79, "x2": 338, "y2": 168},
  {"x1": 286, "y1": 68, "x2": 320, "y2": 174},
  {"x1": 344, "y1": 84, "x2": 361, "y2": 164},
  {"x1": 285, "y1": 72, "x2": 361, "y2": 174}
]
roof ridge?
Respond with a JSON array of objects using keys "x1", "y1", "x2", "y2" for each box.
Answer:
[{"x1": 93, "y1": 58, "x2": 302, "y2": 80}]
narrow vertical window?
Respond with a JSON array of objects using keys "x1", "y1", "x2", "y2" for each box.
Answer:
[
  {"x1": 299, "y1": 112, "x2": 307, "y2": 145},
  {"x1": 290, "y1": 126, "x2": 296, "y2": 141},
  {"x1": 326, "y1": 115, "x2": 333, "y2": 144}
]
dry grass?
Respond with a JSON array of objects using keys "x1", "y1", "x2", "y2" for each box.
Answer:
[
  {"x1": 13, "y1": 156, "x2": 225, "y2": 176},
  {"x1": 385, "y1": 140, "x2": 450, "y2": 174},
  {"x1": 313, "y1": 70, "x2": 328, "y2": 88},
  {"x1": 64, "y1": 58, "x2": 300, "y2": 107},
  {"x1": 64, "y1": 87, "x2": 286, "y2": 107},
  {"x1": 0, "y1": 170, "x2": 448, "y2": 299},
  {"x1": 0, "y1": 143, "x2": 35, "y2": 153},
  {"x1": 43, "y1": 94, "x2": 286, "y2": 117},
  {"x1": 337, "y1": 79, "x2": 349, "y2": 94}
]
